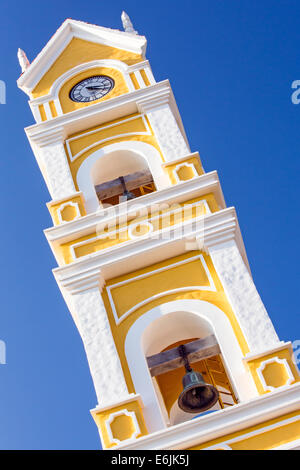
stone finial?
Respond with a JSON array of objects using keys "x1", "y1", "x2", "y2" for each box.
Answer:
[
  {"x1": 17, "y1": 48, "x2": 30, "y2": 73},
  {"x1": 121, "y1": 11, "x2": 138, "y2": 35}
]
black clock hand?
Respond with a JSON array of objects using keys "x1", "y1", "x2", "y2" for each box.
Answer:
[{"x1": 86, "y1": 86, "x2": 103, "y2": 91}]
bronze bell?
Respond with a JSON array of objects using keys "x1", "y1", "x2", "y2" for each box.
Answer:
[{"x1": 177, "y1": 344, "x2": 219, "y2": 413}]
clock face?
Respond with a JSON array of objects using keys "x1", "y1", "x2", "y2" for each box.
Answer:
[{"x1": 69, "y1": 75, "x2": 114, "y2": 103}]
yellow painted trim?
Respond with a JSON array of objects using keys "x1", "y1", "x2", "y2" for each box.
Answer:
[
  {"x1": 140, "y1": 69, "x2": 151, "y2": 87},
  {"x1": 47, "y1": 192, "x2": 86, "y2": 226},
  {"x1": 57, "y1": 194, "x2": 219, "y2": 264},
  {"x1": 91, "y1": 398, "x2": 148, "y2": 449},
  {"x1": 59, "y1": 66, "x2": 129, "y2": 114},
  {"x1": 101, "y1": 250, "x2": 250, "y2": 395},
  {"x1": 63, "y1": 113, "x2": 164, "y2": 189},
  {"x1": 32, "y1": 37, "x2": 144, "y2": 98},
  {"x1": 38, "y1": 104, "x2": 47, "y2": 122},
  {"x1": 163, "y1": 153, "x2": 204, "y2": 185},
  {"x1": 189, "y1": 410, "x2": 300, "y2": 450},
  {"x1": 245, "y1": 348, "x2": 300, "y2": 395},
  {"x1": 130, "y1": 72, "x2": 140, "y2": 90},
  {"x1": 49, "y1": 100, "x2": 58, "y2": 118},
  {"x1": 66, "y1": 114, "x2": 149, "y2": 160}
]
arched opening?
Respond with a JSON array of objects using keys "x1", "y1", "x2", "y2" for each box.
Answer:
[
  {"x1": 125, "y1": 299, "x2": 256, "y2": 433},
  {"x1": 91, "y1": 150, "x2": 156, "y2": 206},
  {"x1": 142, "y1": 311, "x2": 238, "y2": 426}
]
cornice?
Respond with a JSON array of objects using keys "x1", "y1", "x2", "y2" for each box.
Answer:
[
  {"x1": 243, "y1": 341, "x2": 293, "y2": 362},
  {"x1": 52, "y1": 206, "x2": 248, "y2": 294},
  {"x1": 44, "y1": 171, "x2": 226, "y2": 245},
  {"x1": 25, "y1": 81, "x2": 184, "y2": 146},
  {"x1": 115, "y1": 382, "x2": 300, "y2": 450},
  {"x1": 90, "y1": 393, "x2": 143, "y2": 414},
  {"x1": 29, "y1": 126, "x2": 65, "y2": 147},
  {"x1": 57, "y1": 266, "x2": 106, "y2": 294}
]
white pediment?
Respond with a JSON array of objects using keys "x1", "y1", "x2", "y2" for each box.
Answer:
[{"x1": 17, "y1": 18, "x2": 147, "y2": 95}]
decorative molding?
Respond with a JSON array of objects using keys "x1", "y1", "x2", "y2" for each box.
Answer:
[
  {"x1": 52, "y1": 207, "x2": 249, "y2": 289},
  {"x1": 45, "y1": 171, "x2": 225, "y2": 245},
  {"x1": 91, "y1": 393, "x2": 143, "y2": 414},
  {"x1": 68, "y1": 199, "x2": 211, "y2": 263},
  {"x1": 243, "y1": 341, "x2": 290, "y2": 362},
  {"x1": 257, "y1": 357, "x2": 295, "y2": 392},
  {"x1": 43, "y1": 101, "x2": 52, "y2": 121},
  {"x1": 161, "y1": 152, "x2": 202, "y2": 168},
  {"x1": 49, "y1": 59, "x2": 135, "y2": 97},
  {"x1": 28, "y1": 59, "x2": 155, "y2": 122},
  {"x1": 17, "y1": 18, "x2": 147, "y2": 95},
  {"x1": 114, "y1": 382, "x2": 300, "y2": 449},
  {"x1": 106, "y1": 254, "x2": 216, "y2": 325},
  {"x1": 143, "y1": 66, "x2": 155, "y2": 86},
  {"x1": 65, "y1": 114, "x2": 151, "y2": 162},
  {"x1": 58, "y1": 267, "x2": 105, "y2": 295},
  {"x1": 136, "y1": 89, "x2": 170, "y2": 113},
  {"x1": 29, "y1": 125, "x2": 65, "y2": 147},
  {"x1": 57, "y1": 201, "x2": 81, "y2": 224},
  {"x1": 133, "y1": 70, "x2": 145, "y2": 89},
  {"x1": 273, "y1": 439, "x2": 300, "y2": 450},
  {"x1": 173, "y1": 162, "x2": 198, "y2": 183},
  {"x1": 128, "y1": 220, "x2": 154, "y2": 240},
  {"x1": 25, "y1": 81, "x2": 189, "y2": 155},
  {"x1": 76, "y1": 140, "x2": 165, "y2": 213},
  {"x1": 105, "y1": 409, "x2": 141, "y2": 445},
  {"x1": 46, "y1": 191, "x2": 84, "y2": 208},
  {"x1": 203, "y1": 414, "x2": 300, "y2": 450}
]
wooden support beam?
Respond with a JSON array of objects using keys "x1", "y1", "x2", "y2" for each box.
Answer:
[
  {"x1": 146, "y1": 335, "x2": 221, "y2": 377},
  {"x1": 95, "y1": 169, "x2": 153, "y2": 200}
]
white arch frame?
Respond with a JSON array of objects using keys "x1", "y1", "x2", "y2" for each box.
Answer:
[
  {"x1": 76, "y1": 141, "x2": 168, "y2": 213},
  {"x1": 57, "y1": 201, "x2": 81, "y2": 224},
  {"x1": 125, "y1": 299, "x2": 258, "y2": 433},
  {"x1": 29, "y1": 59, "x2": 135, "y2": 119},
  {"x1": 50, "y1": 59, "x2": 134, "y2": 96}
]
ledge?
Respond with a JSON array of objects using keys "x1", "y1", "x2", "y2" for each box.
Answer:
[
  {"x1": 52, "y1": 206, "x2": 250, "y2": 293},
  {"x1": 114, "y1": 383, "x2": 300, "y2": 450},
  {"x1": 243, "y1": 341, "x2": 293, "y2": 362},
  {"x1": 25, "y1": 80, "x2": 187, "y2": 145},
  {"x1": 44, "y1": 171, "x2": 225, "y2": 245},
  {"x1": 91, "y1": 394, "x2": 143, "y2": 414}
]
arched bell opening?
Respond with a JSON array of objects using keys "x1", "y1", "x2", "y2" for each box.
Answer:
[
  {"x1": 90, "y1": 150, "x2": 156, "y2": 207},
  {"x1": 142, "y1": 312, "x2": 238, "y2": 427}
]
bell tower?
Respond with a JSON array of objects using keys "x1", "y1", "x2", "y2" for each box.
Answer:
[{"x1": 18, "y1": 15, "x2": 300, "y2": 450}]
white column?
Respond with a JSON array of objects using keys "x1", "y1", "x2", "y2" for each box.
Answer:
[
  {"x1": 138, "y1": 98, "x2": 190, "y2": 162},
  {"x1": 70, "y1": 284, "x2": 129, "y2": 405},
  {"x1": 207, "y1": 239, "x2": 280, "y2": 353},
  {"x1": 30, "y1": 127, "x2": 76, "y2": 200}
]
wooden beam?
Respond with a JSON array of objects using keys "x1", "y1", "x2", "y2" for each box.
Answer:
[
  {"x1": 95, "y1": 169, "x2": 153, "y2": 199},
  {"x1": 146, "y1": 335, "x2": 221, "y2": 377}
]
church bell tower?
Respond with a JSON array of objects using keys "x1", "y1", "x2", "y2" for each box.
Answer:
[{"x1": 18, "y1": 15, "x2": 300, "y2": 450}]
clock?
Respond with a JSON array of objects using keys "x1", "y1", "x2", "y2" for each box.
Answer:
[{"x1": 69, "y1": 75, "x2": 114, "y2": 102}]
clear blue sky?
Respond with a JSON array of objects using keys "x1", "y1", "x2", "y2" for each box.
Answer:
[{"x1": 0, "y1": 0, "x2": 299, "y2": 450}]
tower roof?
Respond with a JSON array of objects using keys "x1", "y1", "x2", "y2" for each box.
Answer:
[{"x1": 17, "y1": 18, "x2": 147, "y2": 95}]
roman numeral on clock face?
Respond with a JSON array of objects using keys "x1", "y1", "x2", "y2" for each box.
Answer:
[{"x1": 69, "y1": 75, "x2": 115, "y2": 102}]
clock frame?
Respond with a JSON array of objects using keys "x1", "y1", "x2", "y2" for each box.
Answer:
[{"x1": 69, "y1": 75, "x2": 115, "y2": 103}]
